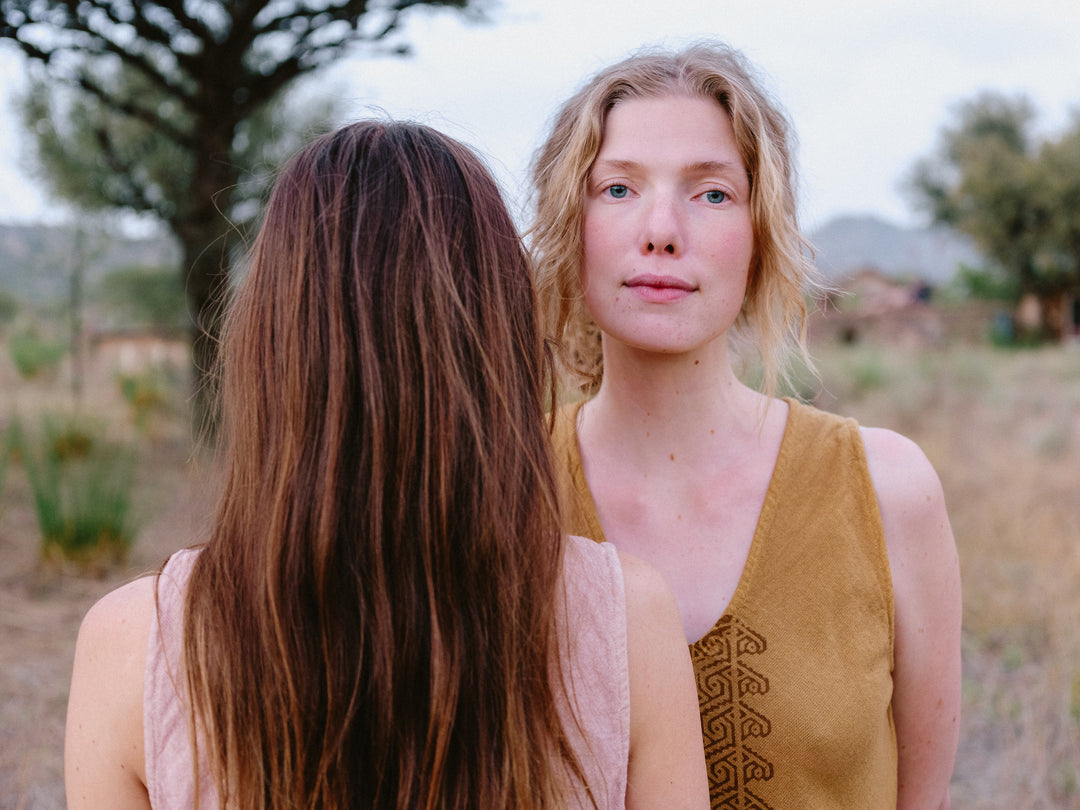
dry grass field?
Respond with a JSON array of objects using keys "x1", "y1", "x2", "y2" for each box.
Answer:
[{"x1": 1, "y1": 311, "x2": 1078, "y2": 808}]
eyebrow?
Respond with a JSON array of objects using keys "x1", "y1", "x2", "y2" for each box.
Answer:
[{"x1": 591, "y1": 158, "x2": 747, "y2": 180}]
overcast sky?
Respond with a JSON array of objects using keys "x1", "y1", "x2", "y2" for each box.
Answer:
[{"x1": 1, "y1": 0, "x2": 1079, "y2": 232}]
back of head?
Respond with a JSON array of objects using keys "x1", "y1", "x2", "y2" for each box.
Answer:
[
  {"x1": 530, "y1": 40, "x2": 818, "y2": 396},
  {"x1": 184, "y1": 120, "x2": 574, "y2": 809}
]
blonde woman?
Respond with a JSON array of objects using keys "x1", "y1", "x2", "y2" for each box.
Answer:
[{"x1": 531, "y1": 42, "x2": 961, "y2": 808}]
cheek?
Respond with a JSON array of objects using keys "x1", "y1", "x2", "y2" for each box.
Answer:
[
  {"x1": 714, "y1": 219, "x2": 755, "y2": 277},
  {"x1": 580, "y1": 211, "x2": 613, "y2": 289}
]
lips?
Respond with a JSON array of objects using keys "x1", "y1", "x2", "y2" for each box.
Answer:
[
  {"x1": 624, "y1": 273, "x2": 696, "y2": 291},
  {"x1": 623, "y1": 273, "x2": 696, "y2": 303}
]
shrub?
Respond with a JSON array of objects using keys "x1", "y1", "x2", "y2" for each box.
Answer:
[
  {"x1": 9, "y1": 329, "x2": 67, "y2": 380},
  {"x1": 954, "y1": 262, "x2": 1019, "y2": 302},
  {"x1": 0, "y1": 287, "x2": 18, "y2": 326},
  {"x1": 117, "y1": 369, "x2": 171, "y2": 432},
  {"x1": 16, "y1": 414, "x2": 137, "y2": 566}
]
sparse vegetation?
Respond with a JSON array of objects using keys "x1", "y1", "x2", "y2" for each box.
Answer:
[
  {"x1": 14, "y1": 413, "x2": 137, "y2": 567},
  {"x1": 0, "y1": 288, "x2": 18, "y2": 325},
  {"x1": 117, "y1": 366, "x2": 183, "y2": 433},
  {"x1": 8, "y1": 328, "x2": 67, "y2": 380}
]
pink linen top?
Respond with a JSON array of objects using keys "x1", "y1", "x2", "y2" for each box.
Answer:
[{"x1": 144, "y1": 535, "x2": 629, "y2": 808}]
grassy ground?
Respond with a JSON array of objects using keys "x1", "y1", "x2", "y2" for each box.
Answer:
[{"x1": 1, "y1": 326, "x2": 1078, "y2": 807}]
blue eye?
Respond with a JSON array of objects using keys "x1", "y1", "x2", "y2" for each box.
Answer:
[
  {"x1": 704, "y1": 189, "x2": 727, "y2": 204},
  {"x1": 606, "y1": 184, "x2": 629, "y2": 199}
]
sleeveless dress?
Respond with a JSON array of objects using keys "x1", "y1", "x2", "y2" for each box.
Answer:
[
  {"x1": 144, "y1": 536, "x2": 630, "y2": 809},
  {"x1": 552, "y1": 397, "x2": 898, "y2": 809}
]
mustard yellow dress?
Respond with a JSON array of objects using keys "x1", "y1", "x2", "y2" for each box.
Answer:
[{"x1": 552, "y1": 398, "x2": 898, "y2": 809}]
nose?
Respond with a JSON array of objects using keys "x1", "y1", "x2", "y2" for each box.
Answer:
[{"x1": 640, "y1": 193, "x2": 680, "y2": 256}]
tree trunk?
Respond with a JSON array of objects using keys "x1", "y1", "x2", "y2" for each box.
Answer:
[
  {"x1": 1041, "y1": 291, "x2": 1067, "y2": 342},
  {"x1": 175, "y1": 127, "x2": 241, "y2": 434},
  {"x1": 179, "y1": 228, "x2": 233, "y2": 433}
]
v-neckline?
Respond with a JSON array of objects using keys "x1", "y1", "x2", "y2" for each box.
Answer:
[{"x1": 568, "y1": 397, "x2": 802, "y2": 646}]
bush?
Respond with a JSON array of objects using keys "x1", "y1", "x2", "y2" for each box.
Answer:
[
  {"x1": 117, "y1": 369, "x2": 172, "y2": 432},
  {"x1": 0, "y1": 287, "x2": 18, "y2": 326},
  {"x1": 9, "y1": 329, "x2": 67, "y2": 380},
  {"x1": 15, "y1": 414, "x2": 138, "y2": 566},
  {"x1": 956, "y1": 262, "x2": 1019, "y2": 302}
]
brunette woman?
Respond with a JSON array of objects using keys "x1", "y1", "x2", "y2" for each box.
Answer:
[{"x1": 65, "y1": 120, "x2": 708, "y2": 809}]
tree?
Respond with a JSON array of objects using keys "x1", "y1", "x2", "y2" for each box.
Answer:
[
  {"x1": 1030, "y1": 114, "x2": 1080, "y2": 338},
  {"x1": 907, "y1": 91, "x2": 1080, "y2": 340},
  {"x1": 1, "y1": 0, "x2": 481, "y2": 418}
]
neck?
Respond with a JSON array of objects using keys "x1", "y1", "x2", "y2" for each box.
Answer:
[{"x1": 585, "y1": 340, "x2": 773, "y2": 462}]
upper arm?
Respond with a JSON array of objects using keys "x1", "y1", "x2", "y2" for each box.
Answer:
[
  {"x1": 863, "y1": 427, "x2": 961, "y2": 810},
  {"x1": 65, "y1": 576, "x2": 156, "y2": 810},
  {"x1": 618, "y1": 550, "x2": 709, "y2": 810}
]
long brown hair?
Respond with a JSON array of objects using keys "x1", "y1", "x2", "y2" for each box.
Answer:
[
  {"x1": 182, "y1": 121, "x2": 581, "y2": 808},
  {"x1": 529, "y1": 41, "x2": 820, "y2": 397}
]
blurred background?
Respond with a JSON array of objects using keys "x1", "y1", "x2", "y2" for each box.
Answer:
[{"x1": 1, "y1": 1, "x2": 1078, "y2": 806}]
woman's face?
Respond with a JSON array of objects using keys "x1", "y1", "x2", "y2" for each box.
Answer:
[{"x1": 581, "y1": 93, "x2": 754, "y2": 359}]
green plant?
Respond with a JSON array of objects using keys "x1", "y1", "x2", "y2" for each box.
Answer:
[
  {"x1": 0, "y1": 287, "x2": 18, "y2": 325},
  {"x1": 16, "y1": 414, "x2": 137, "y2": 565},
  {"x1": 117, "y1": 369, "x2": 170, "y2": 431},
  {"x1": 956, "y1": 262, "x2": 1020, "y2": 302},
  {"x1": 9, "y1": 329, "x2": 67, "y2": 380}
]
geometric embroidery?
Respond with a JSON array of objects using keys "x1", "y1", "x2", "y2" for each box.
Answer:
[{"x1": 691, "y1": 616, "x2": 774, "y2": 809}]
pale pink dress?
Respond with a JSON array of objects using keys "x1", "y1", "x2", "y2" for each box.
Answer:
[{"x1": 144, "y1": 535, "x2": 629, "y2": 808}]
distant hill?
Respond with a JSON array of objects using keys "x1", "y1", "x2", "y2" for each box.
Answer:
[
  {"x1": 808, "y1": 214, "x2": 982, "y2": 285},
  {"x1": 0, "y1": 222, "x2": 179, "y2": 306}
]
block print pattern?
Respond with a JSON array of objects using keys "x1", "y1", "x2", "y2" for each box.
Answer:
[{"x1": 692, "y1": 616, "x2": 773, "y2": 809}]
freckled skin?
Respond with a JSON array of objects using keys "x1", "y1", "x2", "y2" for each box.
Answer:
[{"x1": 582, "y1": 96, "x2": 754, "y2": 360}]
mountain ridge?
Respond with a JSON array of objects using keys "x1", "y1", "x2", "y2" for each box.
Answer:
[{"x1": 809, "y1": 213, "x2": 981, "y2": 285}]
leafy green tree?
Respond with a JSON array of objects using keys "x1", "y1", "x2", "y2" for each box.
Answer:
[
  {"x1": 908, "y1": 92, "x2": 1080, "y2": 339},
  {"x1": 1, "y1": 0, "x2": 481, "y2": 418},
  {"x1": 1030, "y1": 114, "x2": 1080, "y2": 335}
]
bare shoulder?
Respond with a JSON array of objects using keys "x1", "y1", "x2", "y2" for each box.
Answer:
[
  {"x1": 75, "y1": 575, "x2": 159, "y2": 678},
  {"x1": 858, "y1": 424, "x2": 957, "y2": 602},
  {"x1": 66, "y1": 574, "x2": 157, "y2": 808},
  {"x1": 80, "y1": 573, "x2": 158, "y2": 637},
  {"x1": 860, "y1": 426, "x2": 961, "y2": 808},
  {"x1": 859, "y1": 426, "x2": 953, "y2": 554},
  {"x1": 859, "y1": 426, "x2": 945, "y2": 506}
]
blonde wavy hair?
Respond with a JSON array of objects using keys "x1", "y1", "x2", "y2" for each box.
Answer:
[{"x1": 529, "y1": 41, "x2": 820, "y2": 397}]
